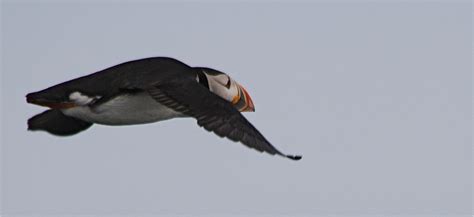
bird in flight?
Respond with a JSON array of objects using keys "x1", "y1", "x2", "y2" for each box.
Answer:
[{"x1": 26, "y1": 57, "x2": 301, "y2": 160}]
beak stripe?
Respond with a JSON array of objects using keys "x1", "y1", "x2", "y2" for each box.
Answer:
[
  {"x1": 231, "y1": 91, "x2": 240, "y2": 104},
  {"x1": 241, "y1": 86, "x2": 254, "y2": 111}
]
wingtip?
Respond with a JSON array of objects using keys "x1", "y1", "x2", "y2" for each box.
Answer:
[
  {"x1": 26, "y1": 93, "x2": 35, "y2": 104},
  {"x1": 286, "y1": 155, "x2": 302, "y2": 161}
]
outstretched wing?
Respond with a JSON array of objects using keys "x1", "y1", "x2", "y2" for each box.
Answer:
[{"x1": 146, "y1": 78, "x2": 301, "y2": 160}]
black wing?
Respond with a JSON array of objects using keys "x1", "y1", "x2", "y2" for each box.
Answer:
[
  {"x1": 28, "y1": 109, "x2": 93, "y2": 136},
  {"x1": 146, "y1": 78, "x2": 301, "y2": 160}
]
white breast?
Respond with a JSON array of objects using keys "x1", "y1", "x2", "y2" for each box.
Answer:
[{"x1": 62, "y1": 92, "x2": 185, "y2": 125}]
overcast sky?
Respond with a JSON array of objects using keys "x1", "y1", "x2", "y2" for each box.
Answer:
[{"x1": 1, "y1": 1, "x2": 472, "y2": 216}]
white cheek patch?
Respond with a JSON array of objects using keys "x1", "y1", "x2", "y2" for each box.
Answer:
[
  {"x1": 69, "y1": 91, "x2": 101, "y2": 106},
  {"x1": 207, "y1": 77, "x2": 236, "y2": 102}
]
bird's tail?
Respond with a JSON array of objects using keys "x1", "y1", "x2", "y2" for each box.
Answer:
[{"x1": 28, "y1": 109, "x2": 93, "y2": 136}]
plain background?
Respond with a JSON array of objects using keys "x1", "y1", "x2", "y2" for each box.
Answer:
[{"x1": 1, "y1": 0, "x2": 472, "y2": 216}]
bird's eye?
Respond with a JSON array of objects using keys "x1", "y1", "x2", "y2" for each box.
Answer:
[{"x1": 225, "y1": 76, "x2": 231, "y2": 89}]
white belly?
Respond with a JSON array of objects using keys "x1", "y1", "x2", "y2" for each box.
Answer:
[{"x1": 62, "y1": 92, "x2": 185, "y2": 125}]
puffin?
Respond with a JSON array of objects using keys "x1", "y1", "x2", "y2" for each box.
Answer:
[{"x1": 26, "y1": 57, "x2": 302, "y2": 160}]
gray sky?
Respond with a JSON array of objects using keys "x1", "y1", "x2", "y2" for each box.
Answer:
[{"x1": 1, "y1": 1, "x2": 472, "y2": 216}]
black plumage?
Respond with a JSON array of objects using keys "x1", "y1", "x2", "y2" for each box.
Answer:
[{"x1": 27, "y1": 57, "x2": 302, "y2": 160}]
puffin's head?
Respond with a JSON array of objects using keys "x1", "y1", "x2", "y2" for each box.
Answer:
[{"x1": 195, "y1": 67, "x2": 255, "y2": 112}]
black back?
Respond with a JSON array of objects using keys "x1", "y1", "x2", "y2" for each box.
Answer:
[{"x1": 27, "y1": 57, "x2": 193, "y2": 103}]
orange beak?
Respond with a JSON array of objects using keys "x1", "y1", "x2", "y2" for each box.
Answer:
[{"x1": 232, "y1": 84, "x2": 255, "y2": 112}]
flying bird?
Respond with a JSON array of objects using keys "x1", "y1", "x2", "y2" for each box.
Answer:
[{"x1": 26, "y1": 57, "x2": 302, "y2": 160}]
